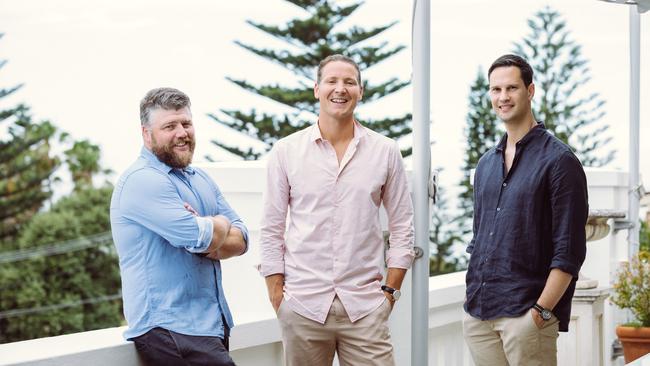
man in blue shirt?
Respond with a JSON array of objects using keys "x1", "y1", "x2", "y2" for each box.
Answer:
[
  {"x1": 110, "y1": 87, "x2": 248, "y2": 365},
  {"x1": 462, "y1": 55, "x2": 588, "y2": 366}
]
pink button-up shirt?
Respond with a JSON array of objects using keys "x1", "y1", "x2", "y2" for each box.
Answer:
[{"x1": 260, "y1": 122, "x2": 415, "y2": 324}]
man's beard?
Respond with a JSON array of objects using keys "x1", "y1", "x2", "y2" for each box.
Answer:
[{"x1": 151, "y1": 135, "x2": 196, "y2": 169}]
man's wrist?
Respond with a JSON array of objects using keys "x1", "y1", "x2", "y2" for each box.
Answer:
[
  {"x1": 533, "y1": 303, "x2": 553, "y2": 321},
  {"x1": 381, "y1": 285, "x2": 401, "y2": 301}
]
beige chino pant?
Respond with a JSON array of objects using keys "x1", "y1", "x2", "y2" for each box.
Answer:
[
  {"x1": 462, "y1": 311, "x2": 559, "y2": 366},
  {"x1": 277, "y1": 296, "x2": 395, "y2": 366}
]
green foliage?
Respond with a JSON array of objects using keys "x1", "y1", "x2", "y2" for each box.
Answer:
[
  {"x1": 0, "y1": 34, "x2": 60, "y2": 245},
  {"x1": 210, "y1": 0, "x2": 411, "y2": 160},
  {"x1": 63, "y1": 139, "x2": 112, "y2": 191},
  {"x1": 640, "y1": 220, "x2": 650, "y2": 253},
  {"x1": 610, "y1": 251, "x2": 650, "y2": 327},
  {"x1": 0, "y1": 35, "x2": 121, "y2": 342},
  {"x1": 457, "y1": 69, "x2": 500, "y2": 236},
  {"x1": 456, "y1": 7, "x2": 616, "y2": 261},
  {"x1": 514, "y1": 6, "x2": 614, "y2": 167},
  {"x1": 0, "y1": 185, "x2": 121, "y2": 343},
  {"x1": 429, "y1": 186, "x2": 466, "y2": 276}
]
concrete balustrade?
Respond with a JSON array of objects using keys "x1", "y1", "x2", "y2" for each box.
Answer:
[{"x1": 0, "y1": 164, "x2": 630, "y2": 366}]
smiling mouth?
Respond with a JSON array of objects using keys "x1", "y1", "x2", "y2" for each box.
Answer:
[
  {"x1": 173, "y1": 141, "x2": 190, "y2": 150},
  {"x1": 330, "y1": 98, "x2": 348, "y2": 104}
]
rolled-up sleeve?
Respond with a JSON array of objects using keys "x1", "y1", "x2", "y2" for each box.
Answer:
[
  {"x1": 119, "y1": 169, "x2": 209, "y2": 253},
  {"x1": 549, "y1": 152, "x2": 589, "y2": 278},
  {"x1": 259, "y1": 143, "x2": 290, "y2": 277},
  {"x1": 195, "y1": 216, "x2": 214, "y2": 251},
  {"x1": 382, "y1": 141, "x2": 415, "y2": 269}
]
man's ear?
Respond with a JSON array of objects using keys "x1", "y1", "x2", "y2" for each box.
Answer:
[
  {"x1": 142, "y1": 125, "x2": 152, "y2": 148},
  {"x1": 527, "y1": 82, "x2": 535, "y2": 101},
  {"x1": 314, "y1": 82, "x2": 319, "y2": 99}
]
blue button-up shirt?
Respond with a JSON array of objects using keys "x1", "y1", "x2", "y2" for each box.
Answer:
[
  {"x1": 464, "y1": 123, "x2": 588, "y2": 332},
  {"x1": 110, "y1": 147, "x2": 249, "y2": 340}
]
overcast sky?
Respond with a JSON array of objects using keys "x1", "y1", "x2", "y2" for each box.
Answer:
[{"x1": 0, "y1": 0, "x2": 649, "y2": 201}]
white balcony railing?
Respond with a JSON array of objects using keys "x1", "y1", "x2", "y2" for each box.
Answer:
[{"x1": 0, "y1": 164, "x2": 630, "y2": 366}]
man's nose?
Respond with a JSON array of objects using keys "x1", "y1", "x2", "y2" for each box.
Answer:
[{"x1": 174, "y1": 125, "x2": 188, "y2": 138}]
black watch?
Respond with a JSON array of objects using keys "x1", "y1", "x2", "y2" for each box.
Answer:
[
  {"x1": 533, "y1": 303, "x2": 552, "y2": 321},
  {"x1": 381, "y1": 285, "x2": 401, "y2": 301}
]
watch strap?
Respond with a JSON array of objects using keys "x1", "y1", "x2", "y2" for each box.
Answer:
[{"x1": 533, "y1": 303, "x2": 552, "y2": 320}]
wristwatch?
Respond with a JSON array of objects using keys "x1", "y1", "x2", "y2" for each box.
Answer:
[
  {"x1": 381, "y1": 285, "x2": 401, "y2": 301},
  {"x1": 533, "y1": 303, "x2": 552, "y2": 321}
]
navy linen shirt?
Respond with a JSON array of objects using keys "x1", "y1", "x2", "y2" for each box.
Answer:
[
  {"x1": 110, "y1": 147, "x2": 249, "y2": 340},
  {"x1": 464, "y1": 123, "x2": 588, "y2": 332}
]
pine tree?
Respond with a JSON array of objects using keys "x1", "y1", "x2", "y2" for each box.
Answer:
[
  {"x1": 63, "y1": 139, "x2": 112, "y2": 191},
  {"x1": 0, "y1": 35, "x2": 121, "y2": 341},
  {"x1": 456, "y1": 7, "x2": 616, "y2": 243},
  {"x1": 429, "y1": 186, "x2": 466, "y2": 276},
  {"x1": 210, "y1": 0, "x2": 411, "y2": 159},
  {"x1": 514, "y1": 6, "x2": 614, "y2": 167},
  {"x1": 0, "y1": 138, "x2": 120, "y2": 343},
  {"x1": 0, "y1": 35, "x2": 59, "y2": 246},
  {"x1": 457, "y1": 69, "x2": 500, "y2": 236}
]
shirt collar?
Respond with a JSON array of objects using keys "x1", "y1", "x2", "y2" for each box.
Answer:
[
  {"x1": 496, "y1": 121, "x2": 546, "y2": 152},
  {"x1": 140, "y1": 146, "x2": 195, "y2": 175},
  {"x1": 310, "y1": 120, "x2": 367, "y2": 145}
]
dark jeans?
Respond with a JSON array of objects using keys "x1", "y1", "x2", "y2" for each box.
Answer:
[{"x1": 131, "y1": 327, "x2": 235, "y2": 366}]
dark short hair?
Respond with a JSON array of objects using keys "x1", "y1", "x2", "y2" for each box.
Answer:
[
  {"x1": 488, "y1": 54, "x2": 534, "y2": 87},
  {"x1": 317, "y1": 54, "x2": 361, "y2": 85},
  {"x1": 140, "y1": 87, "x2": 191, "y2": 127}
]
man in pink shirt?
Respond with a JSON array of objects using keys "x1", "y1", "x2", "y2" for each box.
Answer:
[{"x1": 259, "y1": 54, "x2": 415, "y2": 366}]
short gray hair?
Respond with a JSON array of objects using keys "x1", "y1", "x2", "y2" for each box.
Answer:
[
  {"x1": 316, "y1": 54, "x2": 361, "y2": 85},
  {"x1": 140, "y1": 87, "x2": 191, "y2": 127}
]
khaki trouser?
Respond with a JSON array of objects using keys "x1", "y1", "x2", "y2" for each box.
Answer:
[
  {"x1": 462, "y1": 310, "x2": 560, "y2": 366},
  {"x1": 277, "y1": 296, "x2": 394, "y2": 366}
]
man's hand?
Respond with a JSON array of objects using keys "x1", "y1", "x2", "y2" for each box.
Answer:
[
  {"x1": 531, "y1": 308, "x2": 545, "y2": 329},
  {"x1": 383, "y1": 267, "x2": 407, "y2": 311},
  {"x1": 184, "y1": 202, "x2": 199, "y2": 216},
  {"x1": 185, "y1": 203, "x2": 242, "y2": 259},
  {"x1": 265, "y1": 274, "x2": 285, "y2": 314},
  {"x1": 383, "y1": 291, "x2": 395, "y2": 310},
  {"x1": 205, "y1": 227, "x2": 246, "y2": 260}
]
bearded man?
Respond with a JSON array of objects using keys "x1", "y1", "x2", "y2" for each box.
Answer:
[{"x1": 110, "y1": 87, "x2": 248, "y2": 366}]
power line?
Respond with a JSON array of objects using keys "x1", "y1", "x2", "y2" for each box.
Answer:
[
  {"x1": 0, "y1": 292, "x2": 122, "y2": 319},
  {"x1": 0, "y1": 231, "x2": 114, "y2": 264}
]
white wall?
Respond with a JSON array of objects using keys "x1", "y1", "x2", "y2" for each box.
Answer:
[{"x1": 0, "y1": 163, "x2": 629, "y2": 366}]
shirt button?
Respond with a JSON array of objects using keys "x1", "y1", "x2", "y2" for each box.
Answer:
[
  {"x1": 496, "y1": 207, "x2": 501, "y2": 212},
  {"x1": 489, "y1": 232, "x2": 494, "y2": 236},
  {"x1": 502, "y1": 182, "x2": 507, "y2": 187},
  {"x1": 482, "y1": 282, "x2": 486, "y2": 287}
]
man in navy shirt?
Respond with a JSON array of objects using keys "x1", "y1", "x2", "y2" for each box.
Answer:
[
  {"x1": 462, "y1": 55, "x2": 588, "y2": 366},
  {"x1": 110, "y1": 87, "x2": 248, "y2": 365}
]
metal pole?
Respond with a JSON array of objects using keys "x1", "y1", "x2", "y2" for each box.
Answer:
[
  {"x1": 411, "y1": 0, "x2": 430, "y2": 365},
  {"x1": 628, "y1": 5, "x2": 641, "y2": 259}
]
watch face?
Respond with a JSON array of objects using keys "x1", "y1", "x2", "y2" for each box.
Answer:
[
  {"x1": 541, "y1": 309, "x2": 552, "y2": 321},
  {"x1": 393, "y1": 290, "x2": 401, "y2": 301}
]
